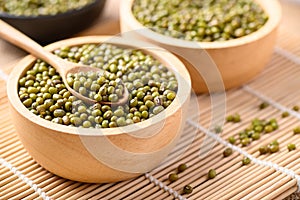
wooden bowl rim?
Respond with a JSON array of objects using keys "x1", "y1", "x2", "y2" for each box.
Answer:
[
  {"x1": 120, "y1": 0, "x2": 282, "y2": 49},
  {"x1": 7, "y1": 35, "x2": 191, "y2": 136}
]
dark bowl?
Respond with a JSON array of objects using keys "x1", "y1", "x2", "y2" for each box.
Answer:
[{"x1": 0, "y1": 0, "x2": 106, "y2": 44}]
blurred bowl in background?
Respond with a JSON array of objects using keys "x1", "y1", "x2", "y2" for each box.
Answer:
[
  {"x1": 120, "y1": 0, "x2": 282, "y2": 93},
  {"x1": 0, "y1": 0, "x2": 106, "y2": 44}
]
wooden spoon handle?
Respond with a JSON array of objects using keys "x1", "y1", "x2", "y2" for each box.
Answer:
[{"x1": 0, "y1": 19, "x2": 67, "y2": 75}]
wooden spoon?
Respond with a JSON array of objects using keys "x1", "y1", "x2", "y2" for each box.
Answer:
[{"x1": 0, "y1": 19, "x2": 128, "y2": 105}]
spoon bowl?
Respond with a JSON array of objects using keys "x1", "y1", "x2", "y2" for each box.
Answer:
[
  {"x1": 65, "y1": 65, "x2": 130, "y2": 105},
  {"x1": 0, "y1": 19, "x2": 128, "y2": 105}
]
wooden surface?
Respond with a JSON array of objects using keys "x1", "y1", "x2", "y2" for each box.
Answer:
[{"x1": 1, "y1": 0, "x2": 300, "y2": 199}]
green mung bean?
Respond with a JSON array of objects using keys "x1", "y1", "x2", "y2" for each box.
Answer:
[
  {"x1": 287, "y1": 144, "x2": 296, "y2": 151},
  {"x1": 241, "y1": 138, "x2": 251, "y2": 146},
  {"x1": 242, "y1": 157, "x2": 251, "y2": 165},
  {"x1": 208, "y1": 169, "x2": 217, "y2": 179},
  {"x1": 168, "y1": 173, "x2": 178, "y2": 182},
  {"x1": 251, "y1": 132, "x2": 260, "y2": 140},
  {"x1": 268, "y1": 144, "x2": 279, "y2": 153},
  {"x1": 183, "y1": 185, "x2": 193, "y2": 194},
  {"x1": 259, "y1": 145, "x2": 269, "y2": 155},
  {"x1": 259, "y1": 102, "x2": 269, "y2": 110},
  {"x1": 177, "y1": 163, "x2": 188, "y2": 173},
  {"x1": 281, "y1": 111, "x2": 290, "y2": 118},
  {"x1": 223, "y1": 148, "x2": 233, "y2": 157},
  {"x1": 293, "y1": 127, "x2": 300, "y2": 134},
  {"x1": 264, "y1": 125, "x2": 273, "y2": 133},
  {"x1": 293, "y1": 105, "x2": 299, "y2": 111},
  {"x1": 228, "y1": 136, "x2": 236, "y2": 144}
]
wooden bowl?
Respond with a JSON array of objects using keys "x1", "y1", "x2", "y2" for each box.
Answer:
[
  {"x1": 0, "y1": 0, "x2": 106, "y2": 44},
  {"x1": 7, "y1": 36, "x2": 191, "y2": 183},
  {"x1": 120, "y1": 0, "x2": 282, "y2": 93}
]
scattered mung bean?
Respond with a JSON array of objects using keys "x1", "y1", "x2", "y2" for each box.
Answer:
[
  {"x1": 168, "y1": 173, "x2": 178, "y2": 182},
  {"x1": 259, "y1": 102, "x2": 269, "y2": 110},
  {"x1": 242, "y1": 157, "x2": 251, "y2": 165},
  {"x1": 178, "y1": 164, "x2": 188, "y2": 173},
  {"x1": 293, "y1": 105, "x2": 299, "y2": 111},
  {"x1": 183, "y1": 185, "x2": 193, "y2": 194},
  {"x1": 268, "y1": 144, "x2": 279, "y2": 153},
  {"x1": 287, "y1": 144, "x2": 296, "y2": 151},
  {"x1": 223, "y1": 148, "x2": 233, "y2": 157},
  {"x1": 293, "y1": 127, "x2": 300, "y2": 134},
  {"x1": 208, "y1": 169, "x2": 217, "y2": 179},
  {"x1": 281, "y1": 111, "x2": 290, "y2": 118},
  {"x1": 259, "y1": 145, "x2": 269, "y2": 155},
  {"x1": 228, "y1": 136, "x2": 236, "y2": 144}
]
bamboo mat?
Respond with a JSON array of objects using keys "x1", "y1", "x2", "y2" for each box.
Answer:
[{"x1": 1, "y1": 29, "x2": 300, "y2": 200}]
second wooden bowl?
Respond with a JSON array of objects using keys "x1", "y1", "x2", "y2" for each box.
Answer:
[{"x1": 120, "y1": 0, "x2": 282, "y2": 93}]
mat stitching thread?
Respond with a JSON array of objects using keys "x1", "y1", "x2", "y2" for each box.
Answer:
[
  {"x1": 0, "y1": 158, "x2": 51, "y2": 200},
  {"x1": 145, "y1": 173, "x2": 187, "y2": 200},
  {"x1": 187, "y1": 120, "x2": 300, "y2": 193},
  {"x1": 243, "y1": 85, "x2": 300, "y2": 118},
  {"x1": 0, "y1": 68, "x2": 8, "y2": 81}
]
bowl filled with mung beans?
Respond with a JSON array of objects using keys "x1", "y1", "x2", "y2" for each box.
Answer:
[
  {"x1": 120, "y1": 0, "x2": 282, "y2": 93},
  {"x1": 7, "y1": 35, "x2": 191, "y2": 183},
  {"x1": 0, "y1": 0, "x2": 106, "y2": 44}
]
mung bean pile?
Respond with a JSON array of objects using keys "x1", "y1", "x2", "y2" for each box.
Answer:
[
  {"x1": 18, "y1": 44, "x2": 178, "y2": 128},
  {"x1": 132, "y1": 0, "x2": 268, "y2": 42},
  {"x1": 0, "y1": 0, "x2": 95, "y2": 16},
  {"x1": 67, "y1": 71, "x2": 125, "y2": 103}
]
